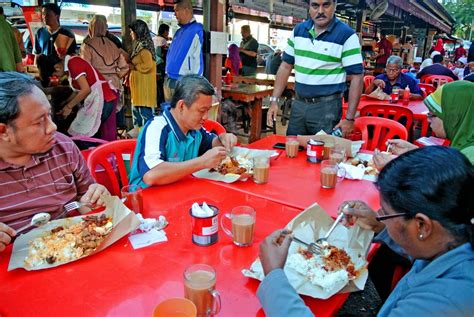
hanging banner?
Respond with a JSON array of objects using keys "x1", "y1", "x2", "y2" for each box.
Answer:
[{"x1": 21, "y1": 6, "x2": 43, "y2": 48}]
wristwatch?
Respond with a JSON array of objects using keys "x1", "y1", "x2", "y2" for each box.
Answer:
[
  {"x1": 345, "y1": 117, "x2": 355, "y2": 122},
  {"x1": 269, "y1": 96, "x2": 279, "y2": 103}
]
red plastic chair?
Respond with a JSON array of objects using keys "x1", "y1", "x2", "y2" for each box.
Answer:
[
  {"x1": 359, "y1": 104, "x2": 414, "y2": 140},
  {"x1": 421, "y1": 75, "x2": 454, "y2": 87},
  {"x1": 418, "y1": 83, "x2": 436, "y2": 97},
  {"x1": 354, "y1": 117, "x2": 408, "y2": 151},
  {"x1": 363, "y1": 75, "x2": 375, "y2": 89},
  {"x1": 401, "y1": 69, "x2": 408, "y2": 73},
  {"x1": 87, "y1": 139, "x2": 137, "y2": 197},
  {"x1": 203, "y1": 119, "x2": 226, "y2": 135}
]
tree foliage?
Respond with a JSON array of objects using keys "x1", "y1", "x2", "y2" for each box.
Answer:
[{"x1": 442, "y1": 0, "x2": 474, "y2": 40}]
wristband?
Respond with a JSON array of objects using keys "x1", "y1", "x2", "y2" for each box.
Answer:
[
  {"x1": 345, "y1": 117, "x2": 355, "y2": 122},
  {"x1": 269, "y1": 96, "x2": 279, "y2": 103}
]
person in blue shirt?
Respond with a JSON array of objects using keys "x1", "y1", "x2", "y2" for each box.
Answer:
[
  {"x1": 163, "y1": 0, "x2": 204, "y2": 102},
  {"x1": 129, "y1": 75, "x2": 237, "y2": 187},
  {"x1": 365, "y1": 55, "x2": 423, "y2": 100},
  {"x1": 258, "y1": 146, "x2": 474, "y2": 317}
]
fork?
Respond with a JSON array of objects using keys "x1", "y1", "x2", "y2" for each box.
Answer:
[
  {"x1": 63, "y1": 201, "x2": 92, "y2": 213},
  {"x1": 292, "y1": 236, "x2": 322, "y2": 255}
]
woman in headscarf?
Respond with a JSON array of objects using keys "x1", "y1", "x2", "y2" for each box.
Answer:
[
  {"x1": 374, "y1": 80, "x2": 474, "y2": 166},
  {"x1": 81, "y1": 15, "x2": 129, "y2": 140},
  {"x1": 224, "y1": 44, "x2": 242, "y2": 76},
  {"x1": 128, "y1": 19, "x2": 157, "y2": 130}
]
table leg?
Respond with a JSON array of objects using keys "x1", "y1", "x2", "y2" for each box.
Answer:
[{"x1": 249, "y1": 98, "x2": 263, "y2": 143}]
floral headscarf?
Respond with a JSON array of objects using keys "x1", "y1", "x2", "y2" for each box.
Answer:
[{"x1": 129, "y1": 19, "x2": 156, "y2": 61}]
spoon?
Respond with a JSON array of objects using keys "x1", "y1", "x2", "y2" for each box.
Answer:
[
  {"x1": 16, "y1": 213, "x2": 51, "y2": 234},
  {"x1": 315, "y1": 205, "x2": 348, "y2": 245}
]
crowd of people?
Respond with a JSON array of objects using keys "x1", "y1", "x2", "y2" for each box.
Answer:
[{"x1": 0, "y1": 0, "x2": 473, "y2": 315}]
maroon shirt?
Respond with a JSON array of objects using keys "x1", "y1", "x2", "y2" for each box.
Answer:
[
  {"x1": 0, "y1": 133, "x2": 94, "y2": 230},
  {"x1": 376, "y1": 38, "x2": 392, "y2": 65}
]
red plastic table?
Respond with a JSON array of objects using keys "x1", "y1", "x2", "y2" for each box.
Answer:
[
  {"x1": 0, "y1": 179, "x2": 353, "y2": 317},
  {"x1": 200, "y1": 135, "x2": 380, "y2": 213}
]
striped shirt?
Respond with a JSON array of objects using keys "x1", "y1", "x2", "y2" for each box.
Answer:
[
  {"x1": 283, "y1": 18, "x2": 363, "y2": 97},
  {"x1": 0, "y1": 133, "x2": 94, "y2": 230}
]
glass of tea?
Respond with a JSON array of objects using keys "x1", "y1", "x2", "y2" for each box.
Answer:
[
  {"x1": 320, "y1": 160, "x2": 346, "y2": 189},
  {"x1": 329, "y1": 147, "x2": 346, "y2": 164},
  {"x1": 153, "y1": 298, "x2": 197, "y2": 317},
  {"x1": 252, "y1": 156, "x2": 270, "y2": 184},
  {"x1": 184, "y1": 264, "x2": 221, "y2": 317},
  {"x1": 121, "y1": 185, "x2": 143, "y2": 213},
  {"x1": 221, "y1": 206, "x2": 256, "y2": 247},
  {"x1": 285, "y1": 136, "x2": 299, "y2": 158}
]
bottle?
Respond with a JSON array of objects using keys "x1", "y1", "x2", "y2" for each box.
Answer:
[
  {"x1": 225, "y1": 70, "x2": 232, "y2": 85},
  {"x1": 403, "y1": 86, "x2": 410, "y2": 106}
]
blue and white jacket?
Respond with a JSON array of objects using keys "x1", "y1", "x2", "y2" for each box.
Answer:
[{"x1": 165, "y1": 18, "x2": 204, "y2": 80}]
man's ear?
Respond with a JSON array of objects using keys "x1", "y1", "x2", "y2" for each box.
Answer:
[
  {"x1": 0, "y1": 123, "x2": 10, "y2": 142},
  {"x1": 176, "y1": 100, "x2": 186, "y2": 113}
]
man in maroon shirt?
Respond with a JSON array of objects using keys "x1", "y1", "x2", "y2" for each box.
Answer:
[
  {"x1": 373, "y1": 31, "x2": 392, "y2": 69},
  {"x1": 0, "y1": 72, "x2": 109, "y2": 252},
  {"x1": 454, "y1": 44, "x2": 467, "y2": 61}
]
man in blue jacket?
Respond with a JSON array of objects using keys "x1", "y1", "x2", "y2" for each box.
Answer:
[{"x1": 164, "y1": 0, "x2": 204, "y2": 102}]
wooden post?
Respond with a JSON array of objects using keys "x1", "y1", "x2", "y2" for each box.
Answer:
[
  {"x1": 355, "y1": 0, "x2": 365, "y2": 34},
  {"x1": 120, "y1": 0, "x2": 136, "y2": 130},
  {"x1": 208, "y1": 0, "x2": 225, "y2": 93},
  {"x1": 120, "y1": 0, "x2": 136, "y2": 53}
]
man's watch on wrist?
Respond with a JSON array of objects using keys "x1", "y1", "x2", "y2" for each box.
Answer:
[
  {"x1": 345, "y1": 117, "x2": 355, "y2": 122},
  {"x1": 269, "y1": 96, "x2": 279, "y2": 103}
]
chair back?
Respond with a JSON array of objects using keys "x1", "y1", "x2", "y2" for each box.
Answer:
[
  {"x1": 418, "y1": 83, "x2": 436, "y2": 97},
  {"x1": 421, "y1": 75, "x2": 454, "y2": 87},
  {"x1": 354, "y1": 117, "x2": 408, "y2": 151},
  {"x1": 359, "y1": 104, "x2": 414, "y2": 139},
  {"x1": 363, "y1": 75, "x2": 375, "y2": 89},
  {"x1": 87, "y1": 139, "x2": 137, "y2": 197},
  {"x1": 203, "y1": 119, "x2": 226, "y2": 135},
  {"x1": 401, "y1": 69, "x2": 408, "y2": 73}
]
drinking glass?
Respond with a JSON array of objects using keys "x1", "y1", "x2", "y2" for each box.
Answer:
[{"x1": 221, "y1": 206, "x2": 256, "y2": 247}]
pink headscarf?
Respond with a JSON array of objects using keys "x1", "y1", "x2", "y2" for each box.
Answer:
[
  {"x1": 228, "y1": 44, "x2": 241, "y2": 75},
  {"x1": 434, "y1": 38, "x2": 443, "y2": 53}
]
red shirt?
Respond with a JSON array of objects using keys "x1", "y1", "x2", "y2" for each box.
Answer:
[
  {"x1": 67, "y1": 56, "x2": 117, "y2": 102},
  {"x1": 454, "y1": 47, "x2": 466, "y2": 60},
  {"x1": 376, "y1": 38, "x2": 392, "y2": 65}
]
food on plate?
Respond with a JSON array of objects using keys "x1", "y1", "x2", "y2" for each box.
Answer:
[
  {"x1": 210, "y1": 155, "x2": 252, "y2": 175},
  {"x1": 24, "y1": 214, "x2": 113, "y2": 268},
  {"x1": 348, "y1": 157, "x2": 379, "y2": 176},
  {"x1": 286, "y1": 244, "x2": 360, "y2": 291}
]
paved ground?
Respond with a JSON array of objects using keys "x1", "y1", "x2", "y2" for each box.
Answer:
[{"x1": 337, "y1": 278, "x2": 383, "y2": 317}]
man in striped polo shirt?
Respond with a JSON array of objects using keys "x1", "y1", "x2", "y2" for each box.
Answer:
[
  {"x1": 267, "y1": 0, "x2": 363, "y2": 137},
  {"x1": 0, "y1": 72, "x2": 108, "y2": 252}
]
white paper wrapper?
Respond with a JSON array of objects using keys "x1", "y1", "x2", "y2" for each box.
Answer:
[
  {"x1": 297, "y1": 132, "x2": 364, "y2": 158},
  {"x1": 242, "y1": 203, "x2": 374, "y2": 299},
  {"x1": 353, "y1": 153, "x2": 378, "y2": 182},
  {"x1": 193, "y1": 146, "x2": 278, "y2": 183},
  {"x1": 8, "y1": 195, "x2": 141, "y2": 271}
]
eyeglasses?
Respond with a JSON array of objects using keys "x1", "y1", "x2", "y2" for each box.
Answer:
[
  {"x1": 385, "y1": 68, "x2": 400, "y2": 73},
  {"x1": 375, "y1": 208, "x2": 409, "y2": 221}
]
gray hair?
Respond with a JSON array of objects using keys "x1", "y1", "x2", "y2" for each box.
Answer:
[
  {"x1": 0, "y1": 72, "x2": 41, "y2": 125},
  {"x1": 386, "y1": 55, "x2": 403, "y2": 68},
  {"x1": 170, "y1": 75, "x2": 215, "y2": 109}
]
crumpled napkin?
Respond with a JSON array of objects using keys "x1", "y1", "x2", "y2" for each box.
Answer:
[
  {"x1": 128, "y1": 213, "x2": 168, "y2": 249},
  {"x1": 339, "y1": 163, "x2": 365, "y2": 180},
  {"x1": 367, "y1": 87, "x2": 391, "y2": 101},
  {"x1": 191, "y1": 202, "x2": 214, "y2": 217}
]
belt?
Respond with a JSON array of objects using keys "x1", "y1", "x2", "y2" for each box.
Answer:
[{"x1": 295, "y1": 93, "x2": 343, "y2": 104}]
